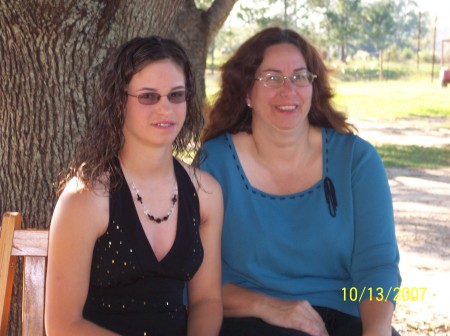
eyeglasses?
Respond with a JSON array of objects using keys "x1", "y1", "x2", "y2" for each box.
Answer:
[
  {"x1": 255, "y1": 71, "x2": 317, "y2": 88},
  {"x1": 127, "y1": 90, "x2": 187, "y2": 105}
]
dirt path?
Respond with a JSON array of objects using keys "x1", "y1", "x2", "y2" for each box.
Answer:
[{"x1": 354, "y1": 118, "x2": 450, "y2": 335}]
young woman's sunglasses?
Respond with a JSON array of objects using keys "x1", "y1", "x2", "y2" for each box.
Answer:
[{"x1": 127, "y1": 90, "x2": 187, "y2": 105}]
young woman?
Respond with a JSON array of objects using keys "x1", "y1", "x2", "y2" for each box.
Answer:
[{"x1": 45, "y1": 36, "x2": 223, "y2": 336}]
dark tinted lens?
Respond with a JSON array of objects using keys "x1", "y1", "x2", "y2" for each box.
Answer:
[
  {"x1": 167, "y1": 91, "x2": 186, "y2": 104},
  {"x1": 138, "y1": 92, "x2": 160, "y2": 105}
]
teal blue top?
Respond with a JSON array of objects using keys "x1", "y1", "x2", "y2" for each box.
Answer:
[{"x1": 200, "y1": 128, "x2": 401, "y2": 317}]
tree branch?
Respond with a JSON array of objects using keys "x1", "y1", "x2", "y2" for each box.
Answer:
[{"x1": 204, "y1": 0, "x2": 238, "y2": 44}]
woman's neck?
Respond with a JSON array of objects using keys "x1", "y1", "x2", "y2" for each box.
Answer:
[
  {"x1": 250, "y1": 123, "x2": 318, "y2": 167},
  {"x1": 232, "y1": 123, "x2": 323, "y2": 194},
  {"x1": 119, "y1": 144, "x2": 174, "y2": 182}
]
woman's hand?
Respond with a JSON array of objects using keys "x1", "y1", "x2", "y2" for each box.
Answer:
[
  {"x1": 261, "y1": 297, "x2": 329, "y2": 336},
  {"x1": 223, "y1": 283, "x2": 328, "y2": 336}
]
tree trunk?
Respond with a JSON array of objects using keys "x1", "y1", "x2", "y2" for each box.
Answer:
[
  {"x1": 168, "y1": 0, "x2": 237, "y2": 102},
  {"x1": 339, "y1": 44, "x2": 347, "y2": 63},
  {"x1": 379, "y1": 49, "x2": 384, "y2": 81},
  {"x1": 0, "y1": 0, "x2": 234, "y2": 333},
  {"x1": 0, "y1": 0, "x2": 183, "y2": 227}
]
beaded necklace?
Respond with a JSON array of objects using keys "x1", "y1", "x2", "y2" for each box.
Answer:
[{"x1": 131, "y1": 181, "x2": 178, "y2": 224}]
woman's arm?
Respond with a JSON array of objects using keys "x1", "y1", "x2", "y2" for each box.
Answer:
[
  {"x1": 350, "y1": 139, "x2": 400, "y2": 335},
  {"x1": 45, "y1": 178, "x2": 118, "y2": 335},
  {"x1": 222, "y1": 283, "x2": 328, "y2": 336},
  {"x1": 187, "y1": 170, "x2": 223, "y2": 336},
  {"x1": 360, "y1": 299, "x2": 394, "y2": 336}
]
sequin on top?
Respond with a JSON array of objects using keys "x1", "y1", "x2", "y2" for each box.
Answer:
[{"x1": 82, "y1": 158, "x2": 204, "y2": 336}]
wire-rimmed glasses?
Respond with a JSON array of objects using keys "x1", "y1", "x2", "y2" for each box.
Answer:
[{"x1": 255, "y1": 71, "x2": 317, "y2": 88}]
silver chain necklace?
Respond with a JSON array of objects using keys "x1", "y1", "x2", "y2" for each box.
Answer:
[{"x1": 131, "y1": 181, "x2": 178, "y2": 224}]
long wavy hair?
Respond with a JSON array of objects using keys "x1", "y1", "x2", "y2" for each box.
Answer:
[
  {"x1": 58, "y1": 36, "x2": 203, "y2": 195},
  {"x1": 202, "y1": 27, "x2": 355, "y2": 143}
]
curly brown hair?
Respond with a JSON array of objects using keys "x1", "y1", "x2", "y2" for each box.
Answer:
[
  {"x1": 202, "y1": 27, "x2": 355, "y2": 143},
  {"x1": 58, "y1": 36, "x2": 203, "y2": 195}
]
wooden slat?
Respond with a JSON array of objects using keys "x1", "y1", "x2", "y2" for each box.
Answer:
[
  {"x1": 0, "y1": 212, "x2": 48, "y2": 336},
  {"x1": 22, "y1": 257, "x2": 46, "y2": 336},
  {"x1": 12, "y1": 231, "x2": 48, "y2": 257},
  {"x1": 0, "y1": 212, "x2": 22, "y2": 336}
]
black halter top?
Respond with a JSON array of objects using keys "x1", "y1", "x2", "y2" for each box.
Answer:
[{"x1": 83, "y1": 158, "x2": 204, "y2": 335}]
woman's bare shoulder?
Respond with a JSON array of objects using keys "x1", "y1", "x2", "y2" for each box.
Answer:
[{"x1": 53, "y1": 177, "x2": 110, "y2": 237}]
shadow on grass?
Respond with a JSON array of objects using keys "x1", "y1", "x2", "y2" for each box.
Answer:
[{"x1": 377, "y1": 144, "x2": 450, "y2": 169}]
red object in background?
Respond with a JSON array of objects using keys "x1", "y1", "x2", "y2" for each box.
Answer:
[{"x1": 440, "y1": 39, "x2": 450, "y2": 87}]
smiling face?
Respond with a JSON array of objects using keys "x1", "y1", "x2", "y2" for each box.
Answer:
[
  {"x1": 123, "y1": 59, "x2": 187, "y2": 150},
  {"x1": 248, "y1": 43, "x2": 313, "y2": 133}
]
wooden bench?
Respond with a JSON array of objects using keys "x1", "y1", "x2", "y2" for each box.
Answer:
[{"x1": 0, "y1": 212, "x2": 49, "y2": 336}]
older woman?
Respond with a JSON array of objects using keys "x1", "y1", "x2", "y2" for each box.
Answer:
[{"x1": 201, "y1": 27, "x2": 401, "y2": 336}]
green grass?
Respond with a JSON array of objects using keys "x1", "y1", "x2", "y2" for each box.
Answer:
[
  {"x1": 375, "y1": 144, "x2": 450, "y2": 168},
  {"x1": 331, "y1": 80, "x2": 450, "y2": 168},
  {"x1": 333, "y1": 80, "x2": 450, "y2": 120}
]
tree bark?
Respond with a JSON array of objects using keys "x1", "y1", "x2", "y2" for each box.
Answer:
[
  {"x1": 1, "y1": 0, "x2": 235, "y2": 333},
  {"x1": 0, "y1": 0, "x2": 183, "y2": 228}
]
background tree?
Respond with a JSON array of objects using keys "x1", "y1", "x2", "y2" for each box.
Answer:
[
  {"x1": 0, "y1": 0, "x2": 235, "y2": 333},
  {"x1": 216, "y1": 0, "x2": 428, "y2": 68},
  {"x1": 392, "y1": 0, "x2": 421, "y2": 50},
  {"x1": 322, "y1": 0, "x2": 362, "y2": 63},
  {"x1": 241, "y1": 0, "x2": 319, "y2": 32},
  {"x1": 361, "y1": 0, "x2": 396, "y2": 79}
]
